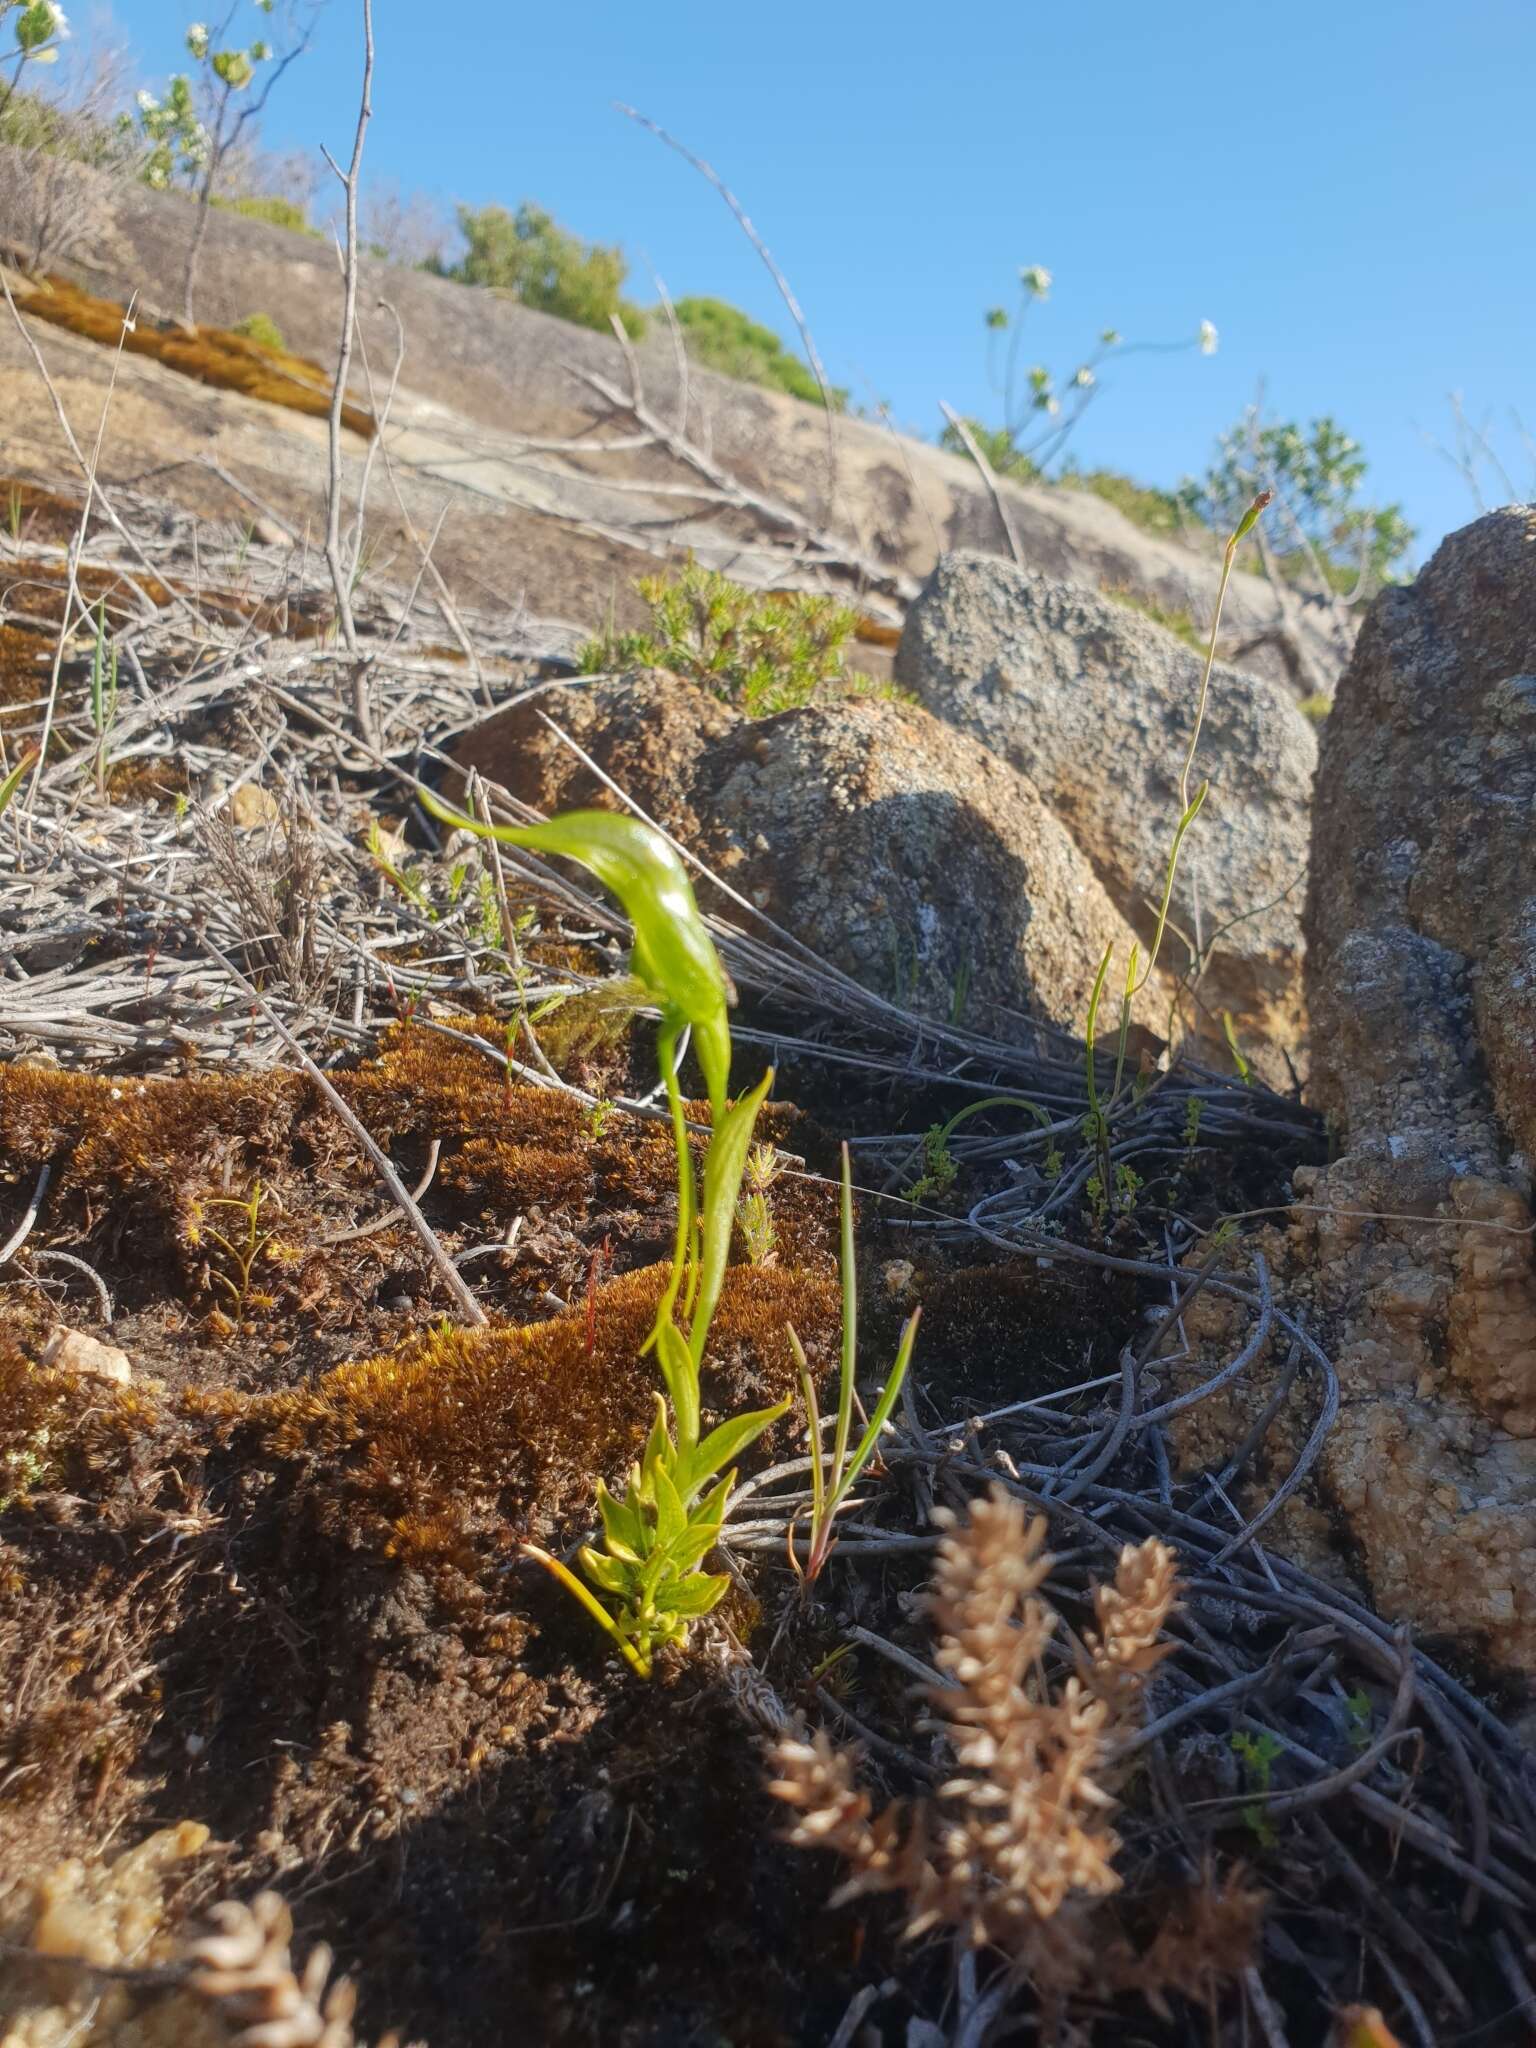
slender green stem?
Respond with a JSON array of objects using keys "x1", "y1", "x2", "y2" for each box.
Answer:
[
  {"x1": 1105, "y1": 489, "x2": 1272, "y2": 1105},
  {"x1": 829, "y1": 1309, "x2": 920, "y2": 1515},
  {"x1": 523, "y1": 1544, "x2": 651, "y2": 1677},
  {"x1": 1083, "y1": 942, "x2": 1113, "y2": 1131},
  {"x1": 650, "y1": 1022, "x2": 695, "y2": 1349},
  {"x1": 937, "y1": 1093, "x2": 1053, "y2": 1146},
  {"x1": 789, "y1": 1327, "x2": 824, "y2": 1579}
]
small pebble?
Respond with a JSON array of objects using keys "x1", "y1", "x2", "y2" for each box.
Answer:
[{"x1": 41, "y1": 1327, "x2": 132, "y2": 1386}]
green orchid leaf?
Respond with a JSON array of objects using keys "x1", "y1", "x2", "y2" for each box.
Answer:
[
  {"x1": 662, "y1": 1571, "x2": 731, "y2": 1618},
  {"x1": 578, "y1": 1545, "x2": 637, "y2": 1597},
  {"x1": 691, "y1": 1470, "x2": 735, "y2": 1537},
  {"x1": 690, "y1": 1066, "x2": 775, "y2": 1369},
  {"x1": 651, "y1": 1457, "x2": 687, "y2": 1550},
  {"x1": 655, "y1": 1316, "x2": 701, "y2": 1454},
  {"x1": 417, "y1": 794, "x2": 733, "y2": 1116},
  {"x1": 640, "y1": 1393, "x2": 672, "y2": 1478},
  {"x1": 596, "y1": 1479, "x2": 646, "y2": 1563},
  {"x1": 675, "y1": 1396, "x2": 791, "y2": 1504},
  {"x1": 663, "y1": 1509, "x2": 732, "y2": 1578}
]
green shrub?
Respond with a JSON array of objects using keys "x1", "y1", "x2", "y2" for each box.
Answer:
[
  {"x1": 1101, "y1": 584, "x2": 1203, "y2": 651},
  {"x1": 945, "y1": 268, "x2": 1217, "y2": 479},
  {"x1": 1183, "y1": 413, "x2": 1414, "y2": 593},
  {"x1": 1063, "y1": 466, "x2": 1196, "y2": 544},
  {"x1": 577, "y1": 562, "x2": 862, "y2": 718},
  {"x1": 213, "y1": 192, "x2": 318, "y2": 237},
  {"x1": 669, "y1": 296, "x2": 845, "y2": 410},
  {"x1": 434, "y1": 202, "x2": 646, "y2": 338},
  {"x1": 937, "y1": 416, "x2": 1040, "y2": 481},
  {"x1": 0, "y1": 86, "x2": 127, "y2": 168},
  {"x1": 232, "y1": 311, "x2": 285, "y2": 352}
]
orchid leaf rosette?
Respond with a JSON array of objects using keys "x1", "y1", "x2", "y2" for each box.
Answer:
[{"x1": 418, "y1": 791, "x2": 788, "y2": 1675}]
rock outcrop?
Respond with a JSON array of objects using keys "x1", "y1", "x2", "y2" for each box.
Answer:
[
  {"x1": 451, "y1": 670, "x2": 1169, "y2": 1043},
  {"x1": 894, "y1": 553, "x2": 1317, "y2": 1072},
  {"x1": 0, "y1": 148, "x2": 1345, "y2": 695},
  {"x1": 1181, "y1": 509, "x2": 1536, "y2": 1672},
  {"x1": 1307, "y1": 504, "x2": 1536, "y2": 1173}
]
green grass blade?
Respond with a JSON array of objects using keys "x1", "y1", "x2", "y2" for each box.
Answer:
[
  {"x1": 689, "y1": 1066, "x2": 774, "y2": 1370},
  {"x1": 828, "y1": 1308, "x2": 920, "y2": 1513},
  {"x1": 0, "y1": 747, "x2": 40, "y2": 819},
  {"x1": 788, "y1": 1324, "x2": 825, "y2": 1537},
  {"x1": 829, "y1": 1141, "x2": 857, "y2": 1497},
  {"x1": 676, "y1": 1394, "x2": 790, "y2": 1504}
]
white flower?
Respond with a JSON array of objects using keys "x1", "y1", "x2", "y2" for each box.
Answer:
[
  {"x1": 1019, "y1": 264, "x2": 1053, "y2": 298},
  {"x1": 45, "y1": 2, "x2": 70, "y2": 37},
  {"x1": 136, "y1": 87, "x2": 159, "y2": 112},
  {"x1": 1198, "y1": 319, "x2": 1219, "y2": 356},
  {"x1": 186, "y1": 19, "x2": 209, "y2": 56},
  {"x1": 1072, "y1": 366, "x2": 1096, "y2": 389}
]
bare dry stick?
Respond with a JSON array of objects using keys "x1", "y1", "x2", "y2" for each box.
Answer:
[
  {"x1": 648, "y1": 270, "x2": 692, "y2": 438},
  {"x1": 351, "y1": 298, "x2": 488, "y2": 699},
  {"x1": 938, "y1": 401, "x2": 1023, "y2": 568},
  {"x1": 344, "y1": 292, "x2": 407, "y2": 592},
  {"x1": 321, "y1": 0, "x2": 376, "y2": 746},
  {"x1": 616, "y1": 102, "x2": 842, "y2": 528},
  {"x1": 180, "y1": 9, "x2": 314, "y2": 327},
  {"x1": 196, "y1": 925, "x2": 487, "y2": 1326},
  {"x1": 0, "y1": 268, "x2": 199, "y2": 612},
  {"x1": 869, "y1": 393, "x2": 944, "y2": 555},
  {"x1": 572, "y1": 363, "x2": 914, "y2": 601},
  {"x1": 27, "y1": 292, "x2": 141, "y2": 811}
]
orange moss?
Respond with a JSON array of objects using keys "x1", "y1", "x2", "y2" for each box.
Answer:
[
  {"x1": 260, "y1": 1259, "x2": 838, "y2": 1537},
  {"x1": 14, "y1": 277, "x2": 376, "y2": 441},
  {"x1": 0, "y1": 476, "x2": 90, "y2": 548},
  {"x1": 2, "y1": 557, "x2": 175, "y2": 631},
  {"x1": 0, "y1": 1065, "x2": 314, "y2": 1290},
  {"x1": 853, "y1": 613, "x2": 902, "y2": 650},
  {"x1": 440, "y1": 1136, "x2": 592, "y2": 1211},
  {"x1": 102, "y1": 756, "x2": 189, "y2": 804},
  {"x1": 0, "y1": 621, "x2": 50, "y2": 712},
  {"x1": 0, "y1": 1027, "x2": 833, "y2": 1416},
  {"x1": 0, "y1": 1337, "x2": 164, "y2": 1490},
  {"x1": 336, "y1": 1016, "x2": 570, "y2": 1143},
  {"x1": 0, "y1": 1064, "x2": 310, "y2": 1196}
]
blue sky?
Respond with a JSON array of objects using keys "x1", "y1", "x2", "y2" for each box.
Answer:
[{"x1": 100, "y1": 0, "x2": 1535, "y2": 558}]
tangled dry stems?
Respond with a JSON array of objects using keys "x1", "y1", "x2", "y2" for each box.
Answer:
[{"x1": 768, "y1": 1486, "x2": 1246, "y2": 2009}]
